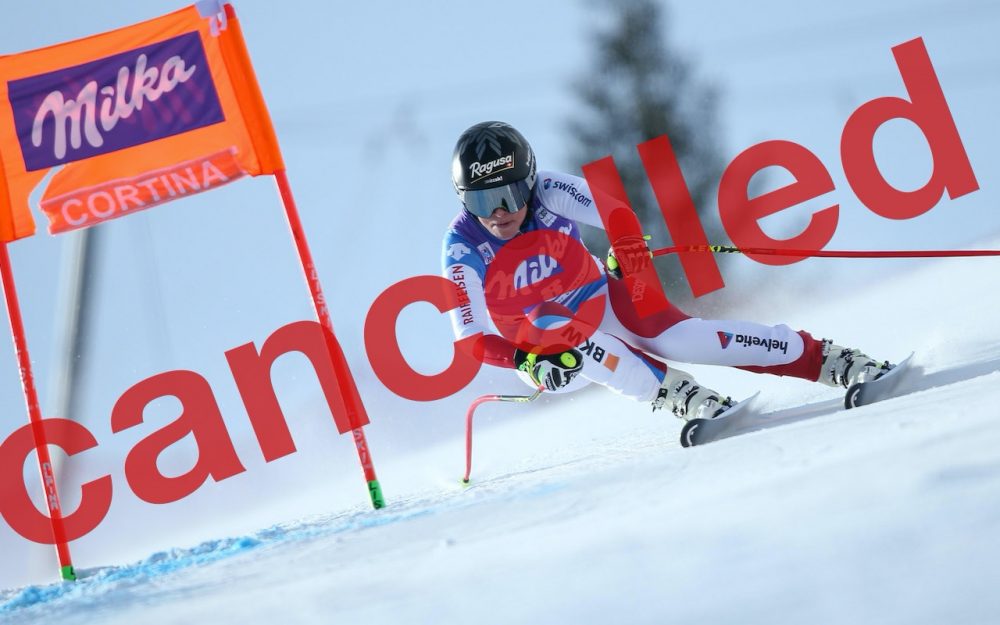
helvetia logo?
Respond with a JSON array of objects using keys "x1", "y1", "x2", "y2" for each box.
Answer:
[{"x1": 719, "y1": 331, "x2": 789, "y2": 354}]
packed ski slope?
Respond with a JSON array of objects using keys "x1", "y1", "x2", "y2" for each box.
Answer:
[{"x1": 3, "y1": 244, "x2": 1000, "y2": 625}]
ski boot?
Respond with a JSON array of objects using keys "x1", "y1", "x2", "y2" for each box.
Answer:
[
  {"x1": 652, "y1": 367, "x2": 734, "y2": 420},
  {"x1": 819, "y1": 340, "x2": 894, "y2": 389}
]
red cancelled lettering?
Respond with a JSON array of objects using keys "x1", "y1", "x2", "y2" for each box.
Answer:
[
  {"x1": 365, "y1": 275, "x2": 483, "y2": 401},
  {"x1": 0, "y1": 418, "x2": 112, "y2": 543}
]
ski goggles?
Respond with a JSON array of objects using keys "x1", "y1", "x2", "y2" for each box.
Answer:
[{"x1": 462, "y1": 179, "x2": 533, "y2": 219}]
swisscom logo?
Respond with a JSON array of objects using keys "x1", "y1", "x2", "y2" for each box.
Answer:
[{"x1": 9, "y1": 32, "x2": 224, "y2": 171}]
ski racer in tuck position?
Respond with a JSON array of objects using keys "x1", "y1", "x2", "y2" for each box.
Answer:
[{"x1": 442, "y1": 121, "x2": 896, "y2": 420}]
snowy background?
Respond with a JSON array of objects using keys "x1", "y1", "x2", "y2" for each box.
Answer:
[{"x1": 1, "y1": 0, "x2": 999, "y2": 621}]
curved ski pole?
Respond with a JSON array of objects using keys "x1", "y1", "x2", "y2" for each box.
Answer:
[{"x1": 462, "y1": 387, "x2": 543, "y2": 485}]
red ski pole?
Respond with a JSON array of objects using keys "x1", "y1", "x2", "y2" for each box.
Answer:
[
  {"x1": 463, "y1": 387, "x2": 543, "y2": 485},
  {"x1": 651, "y1": 244, "x2": 1000, "y2": 259}
]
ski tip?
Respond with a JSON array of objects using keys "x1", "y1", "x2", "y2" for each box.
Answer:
[
  {"x1": 845, "y1": 352, "x2": 916, "y2": 410},
  {"x1": 679, "y1": 420, "x2": 700, "y2": 448},
  {"x1": 679, "y1": 392, "x2": 761, "y2": 448},
  {"x1": 845, "y1": 382, "x2": 863, "y2": 409}
]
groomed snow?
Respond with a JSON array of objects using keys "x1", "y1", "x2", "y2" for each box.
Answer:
[{"x1": 3, "y1": 239, "x2": 999, "y2": 625}]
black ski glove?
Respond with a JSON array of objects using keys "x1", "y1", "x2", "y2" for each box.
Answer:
[{"x1": 514, "y1": 347, "x2": 584, "y2": 391}]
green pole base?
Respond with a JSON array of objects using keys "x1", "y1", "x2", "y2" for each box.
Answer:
[
  {"x1": 61, "y1": 565, "x2": 77, "y2": 581},
  {"x1": 367, "y1": 480, "x2": 385, "y2": 509}
]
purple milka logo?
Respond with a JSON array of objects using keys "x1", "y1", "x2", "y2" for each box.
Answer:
[{"x1": 8, "y1": 32, "x2": 225, "y2": 172}]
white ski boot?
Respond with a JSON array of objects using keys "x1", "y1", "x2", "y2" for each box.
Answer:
[
  {"x1": 819, "y1": 340, "x2": 894, "y2": 388},
  {"x1": 652, "y1": 367, "x2": 733, "y2": 420}
]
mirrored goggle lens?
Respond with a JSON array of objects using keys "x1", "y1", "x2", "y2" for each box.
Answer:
[{"x1": 463, "y1": 179, "x2": 532, "y2": 218}]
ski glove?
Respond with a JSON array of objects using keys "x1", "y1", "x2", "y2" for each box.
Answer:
[
  {"x1": 606, "y1": 234, "x2": 653, "y2": 280},
  {"x1": 514, "y1": 347, "x2": 584, "y2": 391}
]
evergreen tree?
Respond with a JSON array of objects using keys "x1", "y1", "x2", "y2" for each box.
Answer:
[{"x1": 567, "y1": 0, "x2": 728, "y2": 305}]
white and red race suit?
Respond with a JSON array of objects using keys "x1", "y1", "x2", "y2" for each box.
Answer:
[{"x1": 441, "y1": 170, "x2": 824, "y2": 401}]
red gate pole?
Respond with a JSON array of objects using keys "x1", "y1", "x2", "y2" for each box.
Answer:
[
  {"x1": 273, "y1": 170, "x2": 384, "y2": 509},
  {"x1": 0, "y1": 242, "x2": 77, "y2": 580}
]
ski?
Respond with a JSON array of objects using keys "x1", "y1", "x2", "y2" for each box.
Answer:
[
  {"x1": 844, "y1": 352, "x2": 915, "y2": 409},
  {"x1": 680, "y1": 353, "x2": 917, "y2": 447},
  {"x1": 679, "y1": 392, "x2": 763, "y2": 448}
]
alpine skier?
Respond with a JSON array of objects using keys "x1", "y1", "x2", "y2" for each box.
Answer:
[{"x1": 442, "y1": 121, "x2": 895, "y2": 420}]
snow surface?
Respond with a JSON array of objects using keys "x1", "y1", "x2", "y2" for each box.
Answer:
[{"x1": 2, "y1": 240, "x2": 1000, "y2": 625}]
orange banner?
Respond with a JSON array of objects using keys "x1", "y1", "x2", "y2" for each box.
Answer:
[{"x1": 0, "y1": 2, "x2": 283, "y2": 241}]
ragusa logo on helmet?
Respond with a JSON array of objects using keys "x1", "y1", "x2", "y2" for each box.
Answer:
[{"x1": 468, "y1": 154, "x2": 513, "y2": 182}]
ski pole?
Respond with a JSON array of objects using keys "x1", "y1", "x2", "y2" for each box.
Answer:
[
  {"x1": 463, "y1": 387, "x2": 543, "y2": 485},
  {"x1": 651, "y1": 244, "x2": 1000, "y2": 259}
]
